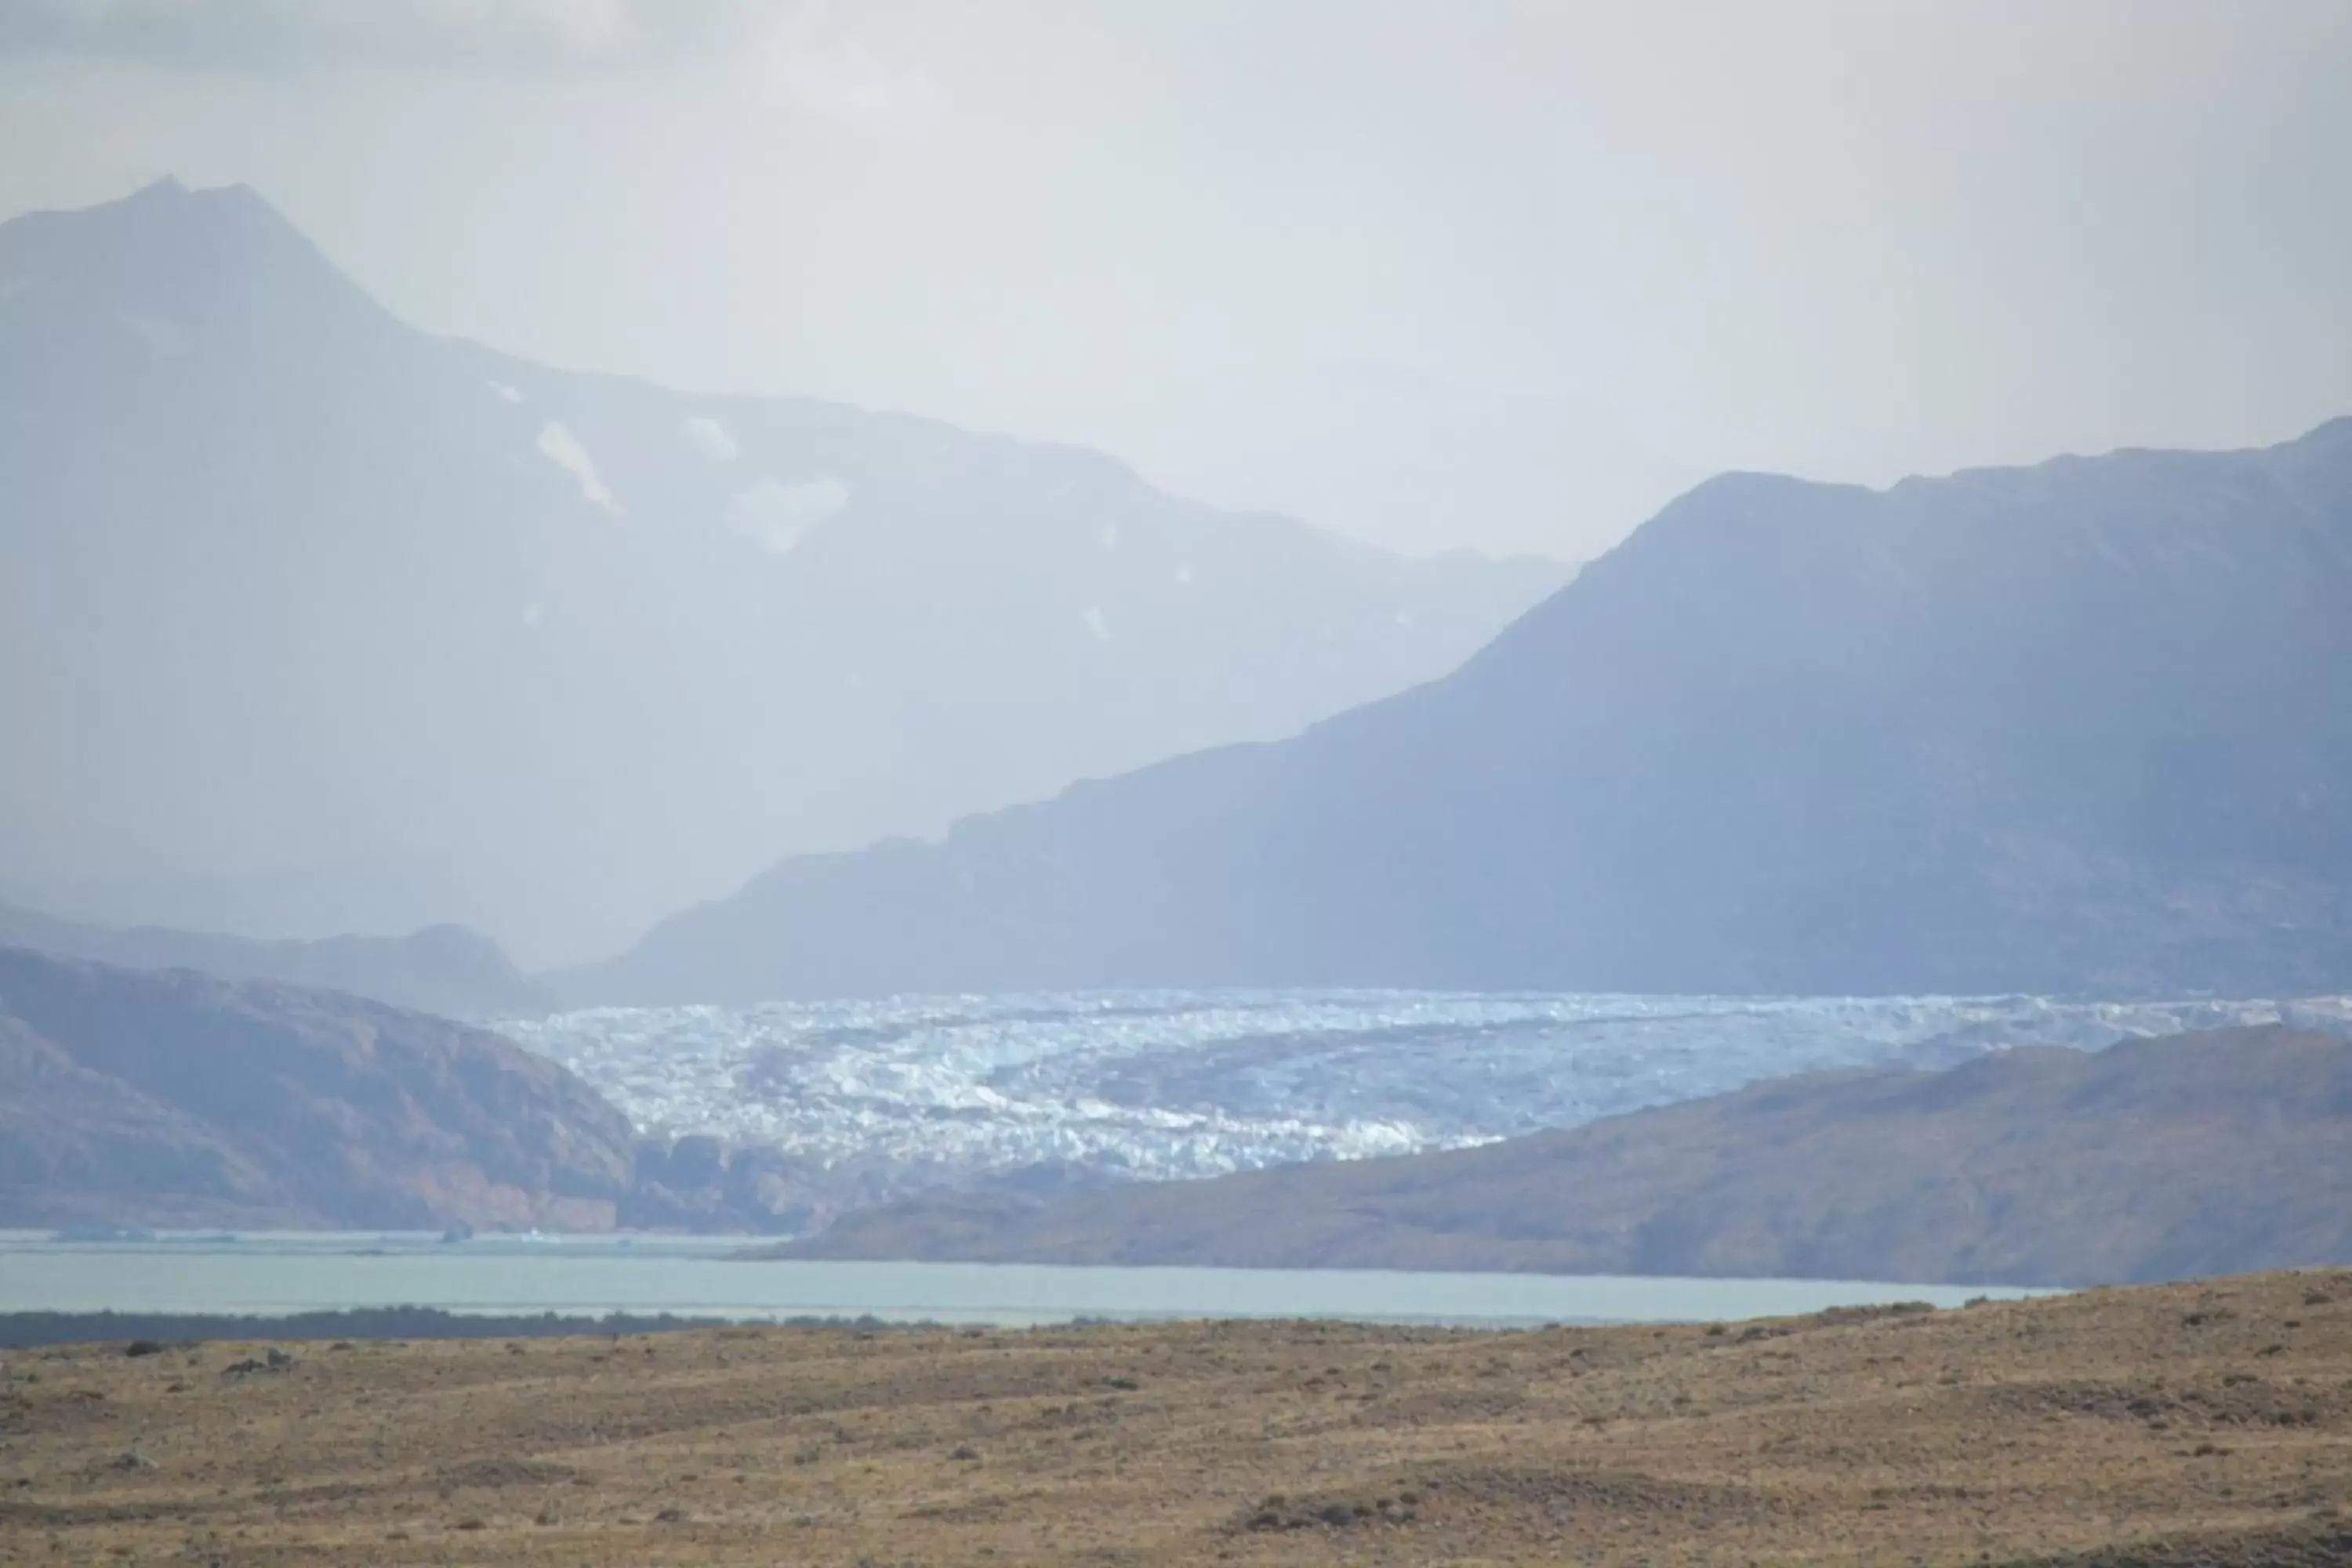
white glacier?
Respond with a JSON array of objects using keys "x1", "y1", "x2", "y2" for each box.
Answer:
[{"x1": 503, "y1": 989, "x2": 2352, "y2": 1189}]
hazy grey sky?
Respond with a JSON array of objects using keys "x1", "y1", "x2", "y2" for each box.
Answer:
[{"x1": 5, "y1": 0, "x2": 2349, "y2": 559}]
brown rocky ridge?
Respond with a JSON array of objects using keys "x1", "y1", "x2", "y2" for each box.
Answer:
[
  {"x1": 0, "y1": 945, "x2": 630, "y2": 1231},
  {"x1": 771, "y1": 1023, "x2": 2352, "y2": 1287}
]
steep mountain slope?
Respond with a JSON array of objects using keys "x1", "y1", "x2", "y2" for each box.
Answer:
[
  {"x1": 580, "y1": 419, "x2": 2352, "y2": 1003},
  {"x1": 0, "y1": 901, "x2": 544, "y2": 1021},
  {"x1": 0, "y1": 180, "x2": 1563, "y2": 965},
  {"x1": 775, "y1": 1024, "x2": 2352, "y2": 1286},
  {"x1": 0, "y1": 946, "x2": 631, "y2": 1229}
]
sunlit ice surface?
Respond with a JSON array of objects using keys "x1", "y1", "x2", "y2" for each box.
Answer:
[{"x1": 504, "y1": 989, "x2": 2352, "y2": 1188}]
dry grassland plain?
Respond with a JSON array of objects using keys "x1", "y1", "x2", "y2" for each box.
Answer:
[{"x1": 3, "y1": 1271, "x2": 2350, "y2": 1566}]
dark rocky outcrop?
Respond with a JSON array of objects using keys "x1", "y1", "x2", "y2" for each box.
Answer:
[{"x1": 766, "y1": 1024, "x2": 2352, "y2": 1287}]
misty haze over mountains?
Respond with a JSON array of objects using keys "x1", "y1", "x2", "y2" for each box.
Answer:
[
  {"x1": 0, "y1": 180, "x2": 1563, "y2": 967},
  {"x1": 7, "y1": 178, "x2": 2347, "y2": 1005},
  {"x1": 20, "y1": 38, "x2": 2352, "y2": 1568},
  {"x1": 0, "y1": 103, "x2": 2348, "y2": 1306},
  {"x1": 579, "y1": 419, "x2": 2352, "y2": 1004}
]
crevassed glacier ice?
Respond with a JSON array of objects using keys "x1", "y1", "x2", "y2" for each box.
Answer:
[{"x1": 502, "y1": 989, "x2": 2351, "y2": 1185}]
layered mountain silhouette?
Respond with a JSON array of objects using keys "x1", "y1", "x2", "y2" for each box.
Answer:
[
  {"x1": 0, "y1": 179, "x2": 1563, "y2": 965},
  {"x1": 578, "y1": 419, "x2": 2352, "y2": 1003},
  {"x1": 0, "y1": 902, "x2": 544, "y2": 1021},
  {"x1": 0, "y1": 946, "x2": 632, "y2": 1230}
]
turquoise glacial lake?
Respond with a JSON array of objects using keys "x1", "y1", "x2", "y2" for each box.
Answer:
[{"x1": 0, "y1": 1232, "x2": 2046, "y2": 1327}]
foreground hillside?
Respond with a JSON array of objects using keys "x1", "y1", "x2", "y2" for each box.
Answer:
[
  {"x1": 0, "y1": 946, "x2": 631, "y2": 1230},
  {"x1": 0, "y1": 179, "x2": 1559, "y2": 965},
  {"x1": 779, "y1": 1025, "x2": 2352, "y2": 1286},
  {"x1": 4, "y1": 1272, "x2": 2347, "y2": 1565},
  {"x1": 0, "y1": 943, "x2": 965, "y2": 1234},
  {"x1": 587, "y1": 418, "x2": 2352, "y2": 1002}
]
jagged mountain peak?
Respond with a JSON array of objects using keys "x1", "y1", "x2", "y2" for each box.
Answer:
[
  {"x1": 0, "y1": 175, "x2": 392, "y2": 342},
  {"x1": 15, "y1": 174, "x2": 303, "y2": 247}
]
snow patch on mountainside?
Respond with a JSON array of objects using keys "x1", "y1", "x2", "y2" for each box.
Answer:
[
  {"x1": 724, "y1": 475, "x2": 848, "y2": 554},
  {"x1": 535, "y1": 421, "x2": 622, "y2": 514},
  {"x1": 681, "y1": 416, "x2": 738, "y2": 460}
]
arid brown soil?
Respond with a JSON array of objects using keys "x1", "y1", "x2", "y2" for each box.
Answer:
[{"x1": 3, "y1": 1271, "x2": 2349, "y2": 1565}]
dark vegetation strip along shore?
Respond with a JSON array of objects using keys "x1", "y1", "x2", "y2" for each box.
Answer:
[{"x1": 0, "y1": 1308, "x2": 940, "y2": 1349}]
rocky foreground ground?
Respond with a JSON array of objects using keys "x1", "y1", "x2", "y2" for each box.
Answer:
[{"x1": 2, "y1": 1272, "x2": 2349, "y2": 1565}]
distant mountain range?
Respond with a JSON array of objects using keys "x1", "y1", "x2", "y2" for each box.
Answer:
[
  {"x1": 772, "y1": 1024, "x2": 2352, "y2": 1287},
  {"x1": 0, "y1": 179, "x2": 1564, "y2": 966},
  {"x1": 0, "y1": 902, "x2": 544, "y2": 1021},
  {"x1": 574, "y1": 419, "x2": 2352, "y2": 1004}
]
